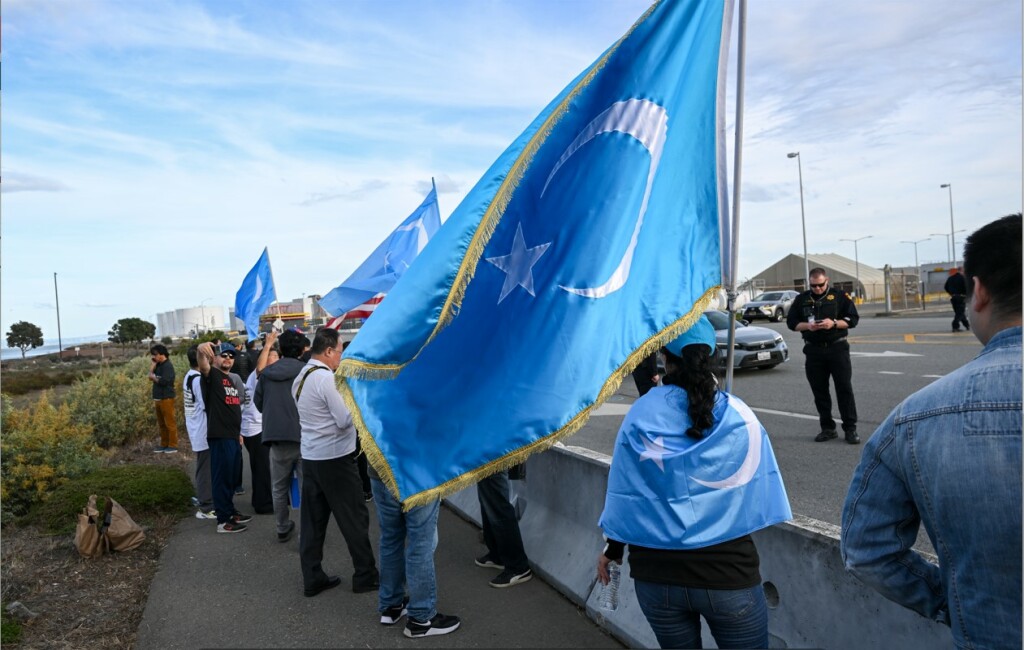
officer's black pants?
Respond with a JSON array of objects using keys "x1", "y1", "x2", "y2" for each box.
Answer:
[
  {"x1": 803, "y1": 340, "x2": 857, "y2": 433},
  {"x1": 950, "y1": 296, "x2": 970, "y2": 331}
]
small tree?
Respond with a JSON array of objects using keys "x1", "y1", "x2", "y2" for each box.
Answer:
[
  {"x1": 6, "y1": 321, "x2": 44, "y2": 359},
  {"x1": 108, "y1": 317, "x2": 156, "y2": 356}
]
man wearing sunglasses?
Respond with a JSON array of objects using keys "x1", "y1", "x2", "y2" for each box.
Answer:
[{"x1": 787, "y1": 268, "x2": 860, "y2": 444}]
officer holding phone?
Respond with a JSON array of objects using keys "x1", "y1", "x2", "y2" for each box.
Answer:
[{"x1": 787, "y1": 267, "x2": 860, "y2": 444}]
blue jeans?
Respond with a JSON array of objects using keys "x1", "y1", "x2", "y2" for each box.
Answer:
[
  {"x1": 633, "y1": 580, "x2": 768, "y2": 649},
  {"x1": 477, "y1": 470, "x2": 529, "y2": 572},
  {"x1": 209, "y1": 438, "x2": 241, "y2": 525},
  {"x1": 372, "y1": 478, "x2": 439, "y2": 623}
]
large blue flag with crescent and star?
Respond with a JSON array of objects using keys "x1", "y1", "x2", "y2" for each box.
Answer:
[
  {"x1": 599, "y1": 388, "x2": 792, "y2": 549},
  {"x1": 339, "y1": 0, "x2": 735, "y2": 509},
  {"x1": 234, "y1": 247, "x2": 276, "y2": 339},
  {"x1": 318, "y1": 184, "x2": 442, "y2": 319}
]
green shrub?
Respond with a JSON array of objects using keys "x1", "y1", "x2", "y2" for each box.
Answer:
[
  {"x1": 0, "y1": 367, "x2": 93, "y2": 396},
  {"x1": 67, "y1": 360, "x2": 154, "y2": 448},
  {"x1": 1, "y1": 608, "x2": 22, "y2": 644},
  {"x1": 25, "y1": 464, "x2": 193, "y2": 534},
  {"x1": 1, "y1": 394, "x2": 103, "y2": 520}
]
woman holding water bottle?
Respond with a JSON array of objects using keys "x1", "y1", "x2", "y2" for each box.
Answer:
[{"x1": 596, "y1": 315, "x2": 792, "y2": 649}]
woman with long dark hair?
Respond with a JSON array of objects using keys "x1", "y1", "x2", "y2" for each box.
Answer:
[{"x1": 597, "y1": 315, "x2": 791, "y2": 649}]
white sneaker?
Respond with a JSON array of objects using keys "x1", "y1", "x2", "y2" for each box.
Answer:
[{"x1": 195, "y1": 509, "x2": 217, "y2": 520}]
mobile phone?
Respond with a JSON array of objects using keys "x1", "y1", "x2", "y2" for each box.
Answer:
[{"x1": 272, "y1": 318, "x2": 284, "y2": 334}]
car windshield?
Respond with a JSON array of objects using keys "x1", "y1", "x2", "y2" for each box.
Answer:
[
  {"x1": 703, "y1": 310, "x2": 733, "y2": 331},
  {"x1": 754, "y1": 292, "x2": 783, "y2": 301}
]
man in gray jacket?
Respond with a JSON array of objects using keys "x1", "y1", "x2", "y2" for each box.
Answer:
[{"x1": 254, "y1": 329, "x2": 308, "y2": 543}]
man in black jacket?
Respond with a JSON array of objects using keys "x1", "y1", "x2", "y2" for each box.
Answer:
[
  {"x1": 148, "y1": 344, "x2": 178, "y2": 453},
  {"x1": 944, "y1": 266, "x2": 970, "y2": 332},
  {"x1": 254, "y1": 329, "x2": 308, "y2": 543},
  {"x1": 786, "y1": 268, "x2": 860, "y2": 444}
]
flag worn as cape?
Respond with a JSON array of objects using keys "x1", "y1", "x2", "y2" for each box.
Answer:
[
  {"x1": 340, "y1": 0, "x2": 735, "y2": 509},
  {"x1": 234, "y1": 247, "x2": 276, "y2": 339},
  {"x1": 599, "y1": 387, "x2": 792, "y2": 549},
  {"x1": 318, "y1": 185, "x2": 441, "y2": 319}
]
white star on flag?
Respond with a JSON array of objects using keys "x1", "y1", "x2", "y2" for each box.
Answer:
[
  {"x1": 485, "y1": 222, "x2": 551, "y2": 304},
  {"x1": 639, "y1": 435, "x2": 667, "y2": 472}
]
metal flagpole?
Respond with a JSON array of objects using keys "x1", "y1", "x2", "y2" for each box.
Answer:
[{"x1": 724, "y1": 0, "x2": 747, "y2": 393}]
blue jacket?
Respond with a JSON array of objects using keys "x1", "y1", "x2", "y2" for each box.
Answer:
[{"x1": 841, "y1": 326, "x2": 1022, "y2": 649}]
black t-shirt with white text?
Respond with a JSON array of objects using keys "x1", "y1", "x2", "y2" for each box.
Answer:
[{"x1": 201, "y1": 367, "x2": 242, "y2": 439}]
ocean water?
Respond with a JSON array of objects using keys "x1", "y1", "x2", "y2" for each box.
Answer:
[{"x1": 1, "y1": 335, "x2": 110, "y2": 361}]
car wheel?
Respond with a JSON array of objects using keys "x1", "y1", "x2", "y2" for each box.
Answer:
[{"x1": 772, "y1": 309, "x2": 784, "y2": 322}]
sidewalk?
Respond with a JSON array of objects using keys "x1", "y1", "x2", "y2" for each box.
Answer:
[{"x1": 135, "y1": 483, "x2": 623, "y2": 649}]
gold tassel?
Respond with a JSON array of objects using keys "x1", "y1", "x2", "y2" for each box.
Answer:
[{"x1": 335, "y1": 282, "x2": 719, "y2": 512}]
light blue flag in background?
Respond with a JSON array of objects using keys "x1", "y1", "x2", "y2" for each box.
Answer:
[
  {"x1": 318, "y1": 184, "x2": 441, "y2": 318},
  {"x1": 340, "y1": 0, "x2": 735, "y2": 508},
  {"x1": 234, "y1": 247, "x2": 276, "y2": 339},
  {"x1": 599, "y1": 389, "x2": 792, "y2": 550}
]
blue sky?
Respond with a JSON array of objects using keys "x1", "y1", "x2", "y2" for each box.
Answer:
[{"x1": 2, "y1": 0, "x2": 1021, "y2": 339}]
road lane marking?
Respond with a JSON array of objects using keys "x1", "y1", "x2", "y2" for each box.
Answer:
[
  {"x1": 849, "y1": 351, "x2": 923, "y2": 357},
  {"x1": 750, "y1": 407, "x2": 819, "y2": 421},
  {"x1": 878, "y1": 371, "x2": 904, "y2": 375},
  {"x1": 922, "y1": 374, "x2": 944, "y2": 378}
]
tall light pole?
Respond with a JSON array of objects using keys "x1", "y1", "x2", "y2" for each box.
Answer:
[
  {"x1": 940, "y1": 183, "x2": 958, "y2": 266},
  {"x1": 901, "y1": 238, "x2": 930, "y2": 307},
  {"x1": 839, "y1": 235, "x2": 872, "y2": 300},
  {"x1": 787, "y1": 152, "x2": 810, "y2": 285},
  {"x1": 54, "y1": 272, "x2": 64, "y2": 362},
  {"x1": 199, "y1": 297, "x2": 214, "y2": 335},
  {"x1": 930, "y1": 230, "x2": 966, "y2": 265}
]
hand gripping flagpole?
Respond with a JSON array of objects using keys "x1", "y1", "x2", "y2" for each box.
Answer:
[{"x1": 724, "y1": 0, "x2": 746, "y2": 393}]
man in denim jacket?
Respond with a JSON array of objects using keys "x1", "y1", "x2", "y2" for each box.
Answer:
[{"x1": 841, "y1": 213, "x2": 1021, "y2": 650}]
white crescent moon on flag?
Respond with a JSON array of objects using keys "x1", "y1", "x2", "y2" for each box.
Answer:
[
  {"x1": 692, "y1": 396, "x2": 763, "y2": 490},
  {"x1": 253, "y1": 275, "x2": 263, "y2": 303},
  {"x1": 542, "y1": 99, "x2": 668, "y2": 299}
]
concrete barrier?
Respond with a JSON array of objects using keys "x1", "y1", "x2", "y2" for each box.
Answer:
[{"x1": 445, "y1": 443, "x2": 950, "y2": 649}]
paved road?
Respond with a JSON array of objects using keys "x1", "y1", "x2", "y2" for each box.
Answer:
[{"x1": 570, "y1": 311, "x2": 980, "y2": 554}]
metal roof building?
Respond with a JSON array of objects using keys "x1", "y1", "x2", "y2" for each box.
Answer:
[{"x1": 745, "y1": 253, "x2": 886, "y2": 301}]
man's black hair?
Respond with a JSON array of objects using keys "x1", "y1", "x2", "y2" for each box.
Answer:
[
  {"x1": 150, "y1": 343, "x2": 170, "y2": 357},
  {"x1": 311, "y1": 327, "x2": 340, "y2": 355},
  {"x1": 809, "y1": 267, "x2": 827, "y2": 278},
  {"x1": 963, "y1": 213, "x2": 1022, "y2": 319},
  {"x1": 278, "y1": 330, "x2": 307, "y2": 359},
  {"x1": 186, "y1": 345, "x2": 199, "y2": 369}
]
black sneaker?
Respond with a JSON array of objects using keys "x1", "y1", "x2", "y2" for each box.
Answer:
[
  {"x1": 403, "y1": 613, "x2": 461, "y2": 638},
  {"x1": 474, "y1": 554, "x2": 504, "y2": 570},
  {"x1": 814, "y1": 429, "x2": 838, "y2": 442},
  {"x1": 277, "y1": 520, "x2": 295, "y2": 543},
  {"x1": 844, "y1": 430, "x2": 861, "y2": 445},
  {"x1": 217, "y1": 521, "x2": 247, "y2": 534},
  {"x1": 232, "y1": 513, "x2": 253, "y2": 524},
  {"x1": 163, "y1": 447, "x2": 178, "y2": 454},
  {"x1": 489, "y1": 567, "x2": 532, "y2": 588},
  {"x1": 364, "y1": 491, "x2": 374, "y2": 503},
  {"x1": 380, "y1": 597, "x2": 409, "y2": 626}
]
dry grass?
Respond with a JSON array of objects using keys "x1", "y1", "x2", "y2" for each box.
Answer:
[{"x1": 1, "y1": 440, "x2": 195, "y2": 649}]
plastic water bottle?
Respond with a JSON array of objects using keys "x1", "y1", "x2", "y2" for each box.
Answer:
[{"x1": 599, "y1": 562, "x2": 621, "y2": 611}]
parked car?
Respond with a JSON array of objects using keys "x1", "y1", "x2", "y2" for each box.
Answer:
[
  {"x1": 704, "y1": 309, "x2": 788, "y2": 371},
  {"x1": 739, "y1": 290, "x2": 800, "y2": 322}
]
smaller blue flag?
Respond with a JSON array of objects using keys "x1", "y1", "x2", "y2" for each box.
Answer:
[
  {"x1": 600, "y1": 387, "x2": 792, "y2": 550},
  {"x1": 318, "y1": 185, "x2": 441, "y2": 318},
  {"x1": 235, "y1": 247, "x2": 276, "y2": 339}
]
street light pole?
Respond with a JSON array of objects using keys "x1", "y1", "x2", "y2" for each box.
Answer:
[
  {"x1": 839, "y1": 235, "x2": 872, "y2": 300},
  {"x1": 787, "y1": 152, "x2": 810, "y2": 285},
  {"x1": 940, "y1": 184, "x2": 957, "y2": 267},
  {"x1": 901, "y1": 238, "x2": 930, "y2": 308},
  {"x1": 54, "y1": 272, "x2": 63, "y2": 362},
  {"x1": 930, "y1": 230, "x2": 966, "y2": 266},
  {"x1": 199, "y1": 297, "x2": 214, "y2": 335}
]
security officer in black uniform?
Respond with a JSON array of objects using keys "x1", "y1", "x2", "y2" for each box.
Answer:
[
  {"x1": 943, "y1": 266, "x2": 970, "y2": 332},
  {"x1": 786, "y1": 267, "x2": 860, "y2": 444}
]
